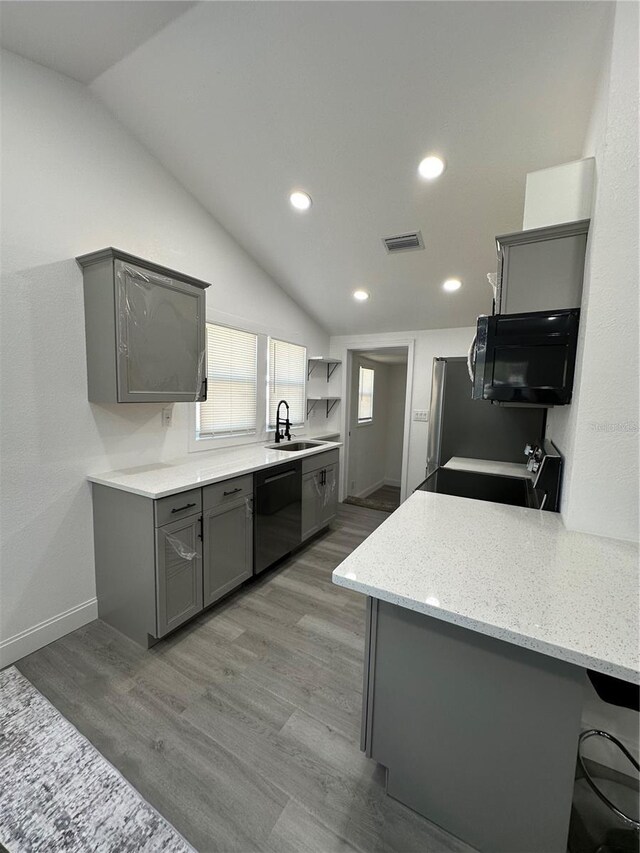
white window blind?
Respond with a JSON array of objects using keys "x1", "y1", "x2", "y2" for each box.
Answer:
[
  {"x1": 268, "y1": 338, "x2": 307, "y2": 428},
  {"x1": 197, "y1": 324, "x2": 257, "y2": 437},
  {"x1": 358, "y1": 366, "x2": 375, "y2": 422}
]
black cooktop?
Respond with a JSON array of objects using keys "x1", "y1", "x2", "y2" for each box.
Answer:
[{"x1": 416, "y1": 467, "x2": 539, "y2": 509}]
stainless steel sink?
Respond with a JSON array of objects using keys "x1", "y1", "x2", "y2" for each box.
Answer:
[{"x1": 266, "y1": 440, "x2": 326, "y2": 452}]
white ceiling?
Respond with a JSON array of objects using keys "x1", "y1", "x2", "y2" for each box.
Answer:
[
  {"x1": 1, "y1": 1, "x2": 612, "y2": 335},
  {"x1": 0, "y1": 1, "x2": 195, "y2": 83}
]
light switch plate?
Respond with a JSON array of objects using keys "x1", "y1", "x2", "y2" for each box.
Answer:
[
  {"x1": 413, "y1": 410, "x2": 428, "y2": 422},
  {"x1": 162, "y1": 406, "x2": 173, "y2": 427}
]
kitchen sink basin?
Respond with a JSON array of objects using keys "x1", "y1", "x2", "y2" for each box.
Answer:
[{"x1": 266, "y1": 441, "x2": 326, "y2": 452}]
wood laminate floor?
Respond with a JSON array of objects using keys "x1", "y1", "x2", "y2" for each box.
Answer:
[{"x1": 17, "y1": 504, "x2": 474, "y2": 853}]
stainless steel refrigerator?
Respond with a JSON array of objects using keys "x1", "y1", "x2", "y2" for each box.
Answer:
[{"x1": 426, "y1": 357, "x2": 546, "y2": 475}]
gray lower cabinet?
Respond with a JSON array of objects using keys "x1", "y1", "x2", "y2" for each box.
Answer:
[
  {"x1": 156, "y1": 513, "x2": 203, "y2": 637},
  {"x1": 362, "y1": 598, "x2": 586, "y2": 853},
  {"x1": 77, "y1": 248, "x2": 210, "y2": 403},
  {"x1": 92, "y1": 474, "x2": 254, "y2": 648},
  {"x1": 301, "y1": 450, "x2": 340, "y2": 542},
  {"x1": 202, "y1": 497, "x2": 253, "y2": 608}
]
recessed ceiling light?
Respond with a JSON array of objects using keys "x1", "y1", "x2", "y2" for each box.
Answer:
[
  {"x1": 418, "y1": 155, "x2": 446, "y2": 180},
  {"x1": 353, "y1": 290, "x2": 370, "y2": 301},
  {"x1": 289, "y1": 190, "x2": 312, "y2": 211},
  {"x1": 442, "y1": 278, "x2": 462, "y2": 292}
]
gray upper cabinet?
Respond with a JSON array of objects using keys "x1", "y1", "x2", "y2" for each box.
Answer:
[
  {"x1": 77, "y1": 248, "x2": 210, "y2": 403},
  {"x1": 495, "y1": 219, "x2": 589, "y2": 315}
]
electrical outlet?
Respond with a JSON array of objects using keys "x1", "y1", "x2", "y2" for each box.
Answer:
[
  {"x1": 413, "y1": 410, "x2": 428, "y2": 422},
  {"x1": 161, "y1": 406, "x2": 173, "y2": 427}
]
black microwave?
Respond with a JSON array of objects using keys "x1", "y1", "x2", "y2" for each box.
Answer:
[{"x1": 471, "y1": 308, "x2": 580, "y2": 406}]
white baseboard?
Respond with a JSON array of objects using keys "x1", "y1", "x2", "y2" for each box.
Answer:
[
  {"x1": 384, "y1": 478, "x2": 401, "y2": 488},
  {"x1": 0, "y1": 598, "x2": 98, "y2": 669}
]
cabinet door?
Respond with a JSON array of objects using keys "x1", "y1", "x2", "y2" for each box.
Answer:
[
  {"x1": 155, "y1": 515, "x2": 203, "y2": 637},
  {"x1": 320, "y1": 463, "x2": 339, "y2": 527},
  {"x1": 203, "y1": 498, "x2": 253, "y2": 607},
  {"x1": 115, "y1": 260, "x2": 206, "y2": 403},
  {"x1": 301, "y1": 471, "x2": 322, "y2": 542}
]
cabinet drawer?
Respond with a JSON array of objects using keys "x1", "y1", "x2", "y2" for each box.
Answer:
[
  {"x1": 154, "y1": 488, "x2": 202, "y2": 527},
  {"x1": 302, "y1": 449, "x2": 340, "y2": 475},
  {"x1": 203, "y1": 475, "x2": 253, "y2": 510}
]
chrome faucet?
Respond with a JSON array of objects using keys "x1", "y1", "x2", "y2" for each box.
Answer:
[{"x1": 275, "y1": 400, "x2": 292, "y2": 443}]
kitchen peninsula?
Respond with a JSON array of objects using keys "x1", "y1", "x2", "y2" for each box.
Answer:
[{"x1": 332, "y1": 490, "x2": 639, "y2": 853}]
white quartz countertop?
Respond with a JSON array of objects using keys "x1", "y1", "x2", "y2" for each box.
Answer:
[
  {"x1": 444, "y1": 456, "x2": 532, "y2": 479},
  {"x1": 88, "y1": 440, "x2": 341, "y2": 499},
  {"x1": 333, "y1": 491, "x2": 639, "y2": 683}
]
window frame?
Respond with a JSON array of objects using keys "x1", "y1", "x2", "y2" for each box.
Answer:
[
  {"x1": 195, "y1": 322, "x2": 259, "y2": 442},
  {"x1": 357, "y1": 365, "x2": 375, "y2": 424},
  {"x1": 267, "y1": 336, "x2": 307, "y2": 430},
  {"x1": 188, "y1": 316, "x2": 312, "y2": 453}
]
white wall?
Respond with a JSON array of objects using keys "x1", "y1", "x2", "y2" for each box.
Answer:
[
  {"x1": 0, "y1": 50, "x2": 330, "y2": 665},
  {"x1": 333, "y1": 327, "x2": 476, "y2": 496},
  {"x1": 546, "y1": 2, "x2": 639, "y2": 544},
  {"x1": 545, "y1": 2, "x2": 640, "y2": 767}
]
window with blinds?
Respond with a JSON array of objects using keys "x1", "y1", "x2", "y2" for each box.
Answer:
[
  {"x1": 196, "y1": 324, "x2": 258, "y2": 437},
  {"x1": 268, "y1": 338, "x2": 307, "y2": 428},
  {"x1": 358, "y1": 366, "x2": 375, "y2": 422}
]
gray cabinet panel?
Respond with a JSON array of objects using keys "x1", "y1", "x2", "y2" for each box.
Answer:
[
  {"x1": 496, "y1": 219, "x2": 589, "y2": 315},
  {"x1": 115, "y1": 260, "x2": 206, "y2": 402},
  {"x1": 77, "y1": 248, "x2": 209, "y2": 403},
  {"x1": 301, "y1": 471, "x2": 322, "y2": 541},
  {"x1": 368, "y1": 599, "x2": 586, "y2": 853},
  {"x1": 301, "y1": 448, "x2": 340, "y2": 475},
  {"x1": 301, "y1": 460, "x2": 340, "y2": 542},
  {"x1": 155, "y1": 488, "x2": 202, "y2": 527},
  {"x1": 155, "y1": 514, "x2": 203, "y2": 637},
  {"x1": 320, "y1": 463, "x2": 338, "y2": 527},
  {"x1": 203, "y1": 498, "x2": 253, "y2": 608},
  {"x1": 203, "y1": 474, "x2": 253, "y2": 510}
]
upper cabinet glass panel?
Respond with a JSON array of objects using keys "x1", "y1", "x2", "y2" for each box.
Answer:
[{"x1": 77, "y1": 248, "x2": 209, "y2": 403}]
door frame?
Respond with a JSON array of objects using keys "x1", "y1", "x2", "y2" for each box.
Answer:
[{"x1": 336, "y1": 338, "x2": 415, "y2": 504}]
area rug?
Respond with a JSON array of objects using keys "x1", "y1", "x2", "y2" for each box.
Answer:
[
  {"x1": 0, "y1": 666, "x2": 193, "y2": 853},
  {"x1": 343, "y1": 495, "x2": 398, "y2": 513}
]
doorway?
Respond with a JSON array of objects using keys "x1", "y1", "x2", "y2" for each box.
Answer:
[{"x1": 342, "y1": 346, "x2": 410, "y2": 513}]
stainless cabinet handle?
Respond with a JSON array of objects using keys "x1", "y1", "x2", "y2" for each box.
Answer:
[
  {"x1": 223, "y1": 487, "x2": 242, "y2": 496},
  {"x1": 171, "y1": 502, "x2": 197, "y2": 514}
]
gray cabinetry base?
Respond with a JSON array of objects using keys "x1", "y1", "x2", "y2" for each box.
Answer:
[
  {"x1": 92, "y1": 484, "x2": 158, "y2": 647},
  {"x1": 366, "y1": 598, "x2": 587, "y2": 853}
]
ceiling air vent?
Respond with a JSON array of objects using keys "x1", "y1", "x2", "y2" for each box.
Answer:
[{"x1": 382, "y1": 231, "x2": 424, "y2": 254}]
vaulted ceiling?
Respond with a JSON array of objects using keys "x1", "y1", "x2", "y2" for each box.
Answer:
[{"x1": 1, "y1": 1, "x2": 612, "y2": 334}]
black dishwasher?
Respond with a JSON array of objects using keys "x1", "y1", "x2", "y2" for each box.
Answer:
[{"x1": 254, "y1": 461, "x2": 302, "y2": 574}]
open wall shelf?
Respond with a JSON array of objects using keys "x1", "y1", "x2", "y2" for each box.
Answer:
[
  {"x1": 308, "y1": 357, "x2": 342, "y2": 382},
  {"x1": 307, "y1": 397, "x2": 341, "y2": 418}
]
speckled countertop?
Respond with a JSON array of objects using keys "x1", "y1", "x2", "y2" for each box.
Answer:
[
  {"x1": 88, "y1": 440, "x2": 341, "y2": 499},
  {"x1": 444, "y1": 456, "x2": 533, "y2": 479},
  {"x1": 333, "y1": 490, "x2": 639, "y2": 682}
]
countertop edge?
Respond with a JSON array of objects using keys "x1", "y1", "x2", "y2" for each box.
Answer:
[
  {"x1": 88, "y1": 442, "x2": 342, "y2": 499},
  {"x1": 332, "y1": 573, "x2": 640, "y2": 684}
]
